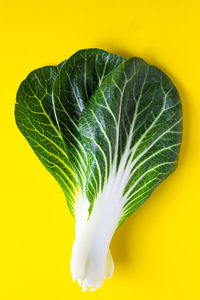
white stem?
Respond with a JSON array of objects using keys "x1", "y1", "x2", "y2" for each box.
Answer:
[{"x1": 71, "y1": 189, "x2": 123, "y2": 291}]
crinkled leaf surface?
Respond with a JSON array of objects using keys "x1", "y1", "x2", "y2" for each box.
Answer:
[
  {"x1": 79, "y1": 57, "x2": 182, "y2": 224},
  {"x1": 15, "y1": 49, "x2": 182, "y2": 291},
  {"x1": 15, "y1": 49, "x2": 125, "y2": 218},
  {"x1": 53, "y1": 49, "x2": 124, "y2": 191},
  {"x1": 15, "y1": 64, "x2": 78, "y2": 216},
  {"x1": 15, "y1": 49, "x2": 182, "y2": 225}
]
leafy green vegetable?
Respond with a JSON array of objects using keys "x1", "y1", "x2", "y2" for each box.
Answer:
[{"x1": 15, "y1": 48, "x2": 182, "y2": 291}]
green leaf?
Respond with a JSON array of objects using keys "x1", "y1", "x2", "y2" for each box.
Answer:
[
  {"x1": 15, "y1": 49, "x2": 125, "y2": 217},
  {"x1": 52, "y1": 49, "x2": 125, "y2": 191},
  {"x1": 79, "y1": 57, "x2": 182, "y2": 224},
  {"x1": 15, "y1": 65, "x2": 78, "y2": 217},
  {"x1": 15, "y1": 49, "x2": 183, "y2": 291}
]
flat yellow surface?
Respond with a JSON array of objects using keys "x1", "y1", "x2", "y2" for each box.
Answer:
[{"x1": 1, "y1": 0, "x2": 200, "y2": 299}]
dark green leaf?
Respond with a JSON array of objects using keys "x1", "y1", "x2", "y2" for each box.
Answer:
[{"x1": 79, "y1": 57, "x2": 182, "y2": 223}]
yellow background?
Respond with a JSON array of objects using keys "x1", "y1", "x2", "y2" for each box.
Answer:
[{"x1": 1, "y1": 0, "x2": 200, "y2": 299}]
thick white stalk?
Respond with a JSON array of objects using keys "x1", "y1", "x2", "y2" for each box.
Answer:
[{"x1": 71, "y1": 186, "x2": 123, "y2": 291}]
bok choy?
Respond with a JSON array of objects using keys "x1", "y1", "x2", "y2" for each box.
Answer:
[{"x1": 15, "y1": 48, "x2": 182, "y2": 291}]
